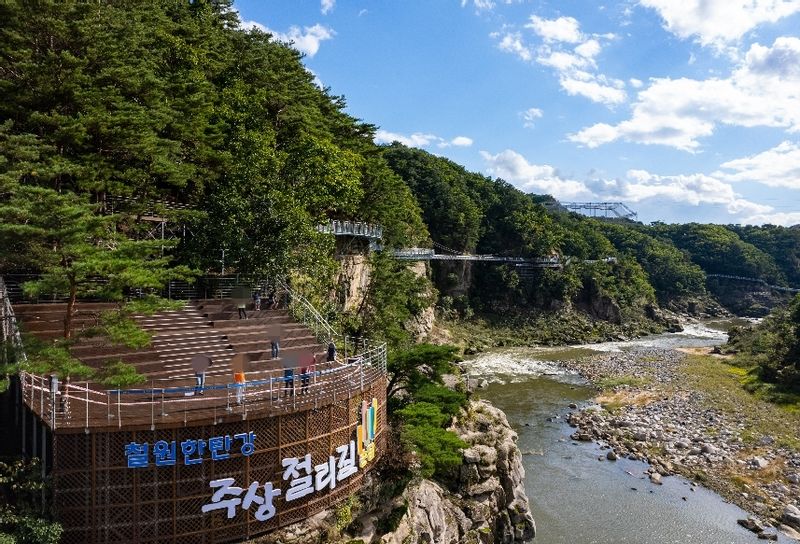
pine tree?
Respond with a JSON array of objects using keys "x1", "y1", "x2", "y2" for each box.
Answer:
[{"x1": 0, "y1": 186, "x2": 193, "y2": 338}]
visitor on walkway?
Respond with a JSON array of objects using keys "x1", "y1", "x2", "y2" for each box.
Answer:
[
  {"x1": 253, "y1": 291, "x2": 261, "y2": 311},
  {"x1": 266, "y1": 289, "x2": 277, "y2": 309},
  {"x1": 191, "y1": 354, "x2": 213, "y2": 396},
  {"x1": 282, "y1": 358, "x2": 294, "y2": 398},
  {"x1": 194, "y1": 372, "x2": 205, "y2": 395},
  {"x1": 234, "y1": 370, "x2": 246, "y2": 404},
  {"x1": 327, "y1": 341, "x2": 336, "y2": 363},
  {"x1": 270, "y1": 326, "x2": 280, "y2": 359},
  {"x1": 237, "y1": 301, "x2": 247, "y2": 319},
  {"x1": 300, "y1": 351, "x2": 315, "y2": 394}
]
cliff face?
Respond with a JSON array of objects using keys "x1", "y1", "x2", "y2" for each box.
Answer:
[
  {"x1": 404, "y1": 261, "x2": 436, "y2": 342},
  {"x1": 337, "y1": 254, "x2": 372, "y2": 312},
  {"x1": 375, "y1": 400, "x2": 535, "y2": 544},
  {"x1": 249, "y1": 400, "x2": 535, "y2": 544}
]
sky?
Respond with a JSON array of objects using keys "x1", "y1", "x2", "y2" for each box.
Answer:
[{"x1": 234, "y1": 0, "x2": 800, "y2": 226}]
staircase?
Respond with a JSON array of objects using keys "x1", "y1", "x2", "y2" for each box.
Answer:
[{"x1": 12, "y1": 299, "x2": 327, "y2": 388}]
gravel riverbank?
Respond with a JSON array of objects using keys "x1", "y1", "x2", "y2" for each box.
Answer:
[{"x1": 557, "y1": 347, "x2": 800, "y2": 541}]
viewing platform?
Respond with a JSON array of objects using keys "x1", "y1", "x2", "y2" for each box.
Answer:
[
  {"x1": 13, "y1": 299, "x2": 386, "y2": 432},
  {"x1": 6, "y1": 287, "x2": 388, "y2": 544}
]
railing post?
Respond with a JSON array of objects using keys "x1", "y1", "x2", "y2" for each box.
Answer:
[
  {"x1": 117, "y1": 391, "x2": 121, "y2": 428},
  {"x1": 150, "y1": 381, "x2": 155, "y2": 430},
  {"x1": 85, "y1": 382, "x2": 89, "y2": 430}
]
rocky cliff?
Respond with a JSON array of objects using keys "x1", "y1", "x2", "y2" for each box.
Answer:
[
  {"x1": 362, "y1": 399, "x2": 535, "y2": 544},
  {"x1": 250, "y1": 400, "x2": 535, "y2": 544}
]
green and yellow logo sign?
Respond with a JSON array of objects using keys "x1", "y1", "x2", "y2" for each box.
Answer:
[{"x1": 357, "y1": 398, "x2": 378, "y2": 467}]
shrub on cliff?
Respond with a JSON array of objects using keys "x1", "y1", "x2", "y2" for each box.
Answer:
[
  {"x1": 386, "y1": 344, "x2": 468, "y2": 481},
  {"x1": 727, "y1": 293, "x2": 800, "y2": 392},
  {"x1": 400, "y1": 423, "x2": 467, "y2": 480}
]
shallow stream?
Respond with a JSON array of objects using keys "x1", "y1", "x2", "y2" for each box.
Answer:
[{"x1": 464, "y1": 320, "x2": 791, "y2": 544}]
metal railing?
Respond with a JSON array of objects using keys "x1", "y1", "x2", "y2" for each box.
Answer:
[
  {"x1": 19, "y1": 342, "x2": 387, "y2": 430},
  {"x1": 706, "y1": 274, "x2": 800, "y2": 294},
  {"x1": 278, "y1": 280, "x2": 339, "y2": 343},
  {"x1": 316, "y1": 220, "x2": 383, "y2": 241},
  {"x1": 0, "y1": 275, "x2": 26, "y2": 362}
]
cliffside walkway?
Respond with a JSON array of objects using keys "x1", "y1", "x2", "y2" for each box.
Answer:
[{"x1": 706, "y1": 273, "x2": 800, "y2": 294}]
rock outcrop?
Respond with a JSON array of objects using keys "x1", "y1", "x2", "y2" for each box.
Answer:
[
  {"x1": 336, "y1": 254, "x2": 372, "y2": 312},
  {"x1": 249, "y1": 400, "x2": 535, "y2": 544},
  {"x1": 403, "y1": 261, "x2": 436, "y2": 341},
  {"x1": 374, "y1": 400, "x2": 535, "y2": 543}
]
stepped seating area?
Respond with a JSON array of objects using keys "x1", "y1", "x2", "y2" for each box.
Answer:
[
  {"x1": 14, "y1": 297, "x2": 386, "y2": 431},
  {"x1": 12, "y1": 299, "x2": 328, "y2": 386}
]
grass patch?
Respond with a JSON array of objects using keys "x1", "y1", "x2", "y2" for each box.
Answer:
[
  {"x1": 597, "y1": 375, "x2": 651, "y2": 391},
  {"x1": 682, "y1": 354, "x2": 800, "y2": 452}
]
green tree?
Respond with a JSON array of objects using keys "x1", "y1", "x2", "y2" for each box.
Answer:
[
  {"x1": 386, "y1": 343, "x2": 458, "y2": 399},
  {"x1": 0, "y1": 186, "x2": 193, "y2": 338}
]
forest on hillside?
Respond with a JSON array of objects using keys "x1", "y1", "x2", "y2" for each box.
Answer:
[
  {"x1": 1, "y1": 0, "x2": 798, "y2": 344},
  {"x1": 0, "y1": 5, "x2": 799, "y2": 540}
]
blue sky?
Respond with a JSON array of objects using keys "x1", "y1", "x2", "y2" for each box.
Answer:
[{"x1": 234, "y1": 1, "x2": 800, "y2": 226}]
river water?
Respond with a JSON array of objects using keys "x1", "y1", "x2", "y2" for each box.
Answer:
[{"x1": 464, "y1": 320, "x2": 791, "y2": 544}]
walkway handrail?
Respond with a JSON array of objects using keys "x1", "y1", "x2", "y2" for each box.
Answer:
[
  {"x1": 278, "y1": 280, "x2": 339, "y2": 342},
  {"x1": 0, "y1": 275, "x2": 27, "y2": 362},
  {"x1": 18, "y1": 342, "x2": 388, "y2": 430},
  {"x1": 316, "y1": 220, "x2": 383, "y2": 240},
  {"x1": 706, "y1": 274, "x2": 800, "y2": 293}
]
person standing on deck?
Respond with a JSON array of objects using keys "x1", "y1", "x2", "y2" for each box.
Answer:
[
  {"x1": 253, "y1": 291, "x2": 261, "y2": 311},
  {"x1": 269, "y1": 325, "x2": 280, "y2": 359},
  {"x1": 237, "y1": 301, "x2": 247, "y2": 319},
  {"x1": 300, "y1": 350, "x2": 315, "y2": 394},
  {"x1": 327, "y1": 341, "x2": 336, "y2": 363},
  {"x1": 234, "y1": 370, "x2": 246, "y2": 404},
  {"x1": 190, "y1": 354, "x2": 213, "y2": 396},
  {"x1": 282, "y1": 355, "x2": 295, "y2": 398}
]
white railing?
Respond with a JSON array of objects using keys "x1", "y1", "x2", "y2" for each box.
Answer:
[
  {"x1": 18, "y1": 342, "x2": 387, "y2": 430},
  {"x1": 316, "y1": 220, "x2": 383, "y2": 240},
  {"x1": 706, "y1": 274, "x2": 800, "y2": 293},
  {"x1": 0, "y1": 276, "x2": 26, "y2": 362},
  {"x1": 278, "y1": 281, "x2": 338, "y2": 342}
]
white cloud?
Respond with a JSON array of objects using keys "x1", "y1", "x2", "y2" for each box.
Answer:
[
  {"x1": 262, "y1": 24, "x2": 335, "y2": 57},
  {"x1": 240, "y1": 19, "x2": 267, "y2": 32},
  {"x1": 493, "y1": 15, "x2": 625, "y2": 106},
  {"x1": 570, "y1": 37, "x2": 800, "y2": 150},
  {"x1": 521, "y1": 107, "x2": 543, "y2": 128},
  {"x1": 462, "y1": 0, "x2": 496, "y2": 11},
  {"x1": 526, "y1": 15, "x2": 582, "y2": 43},
  {"x1": 478, "y1": 150, "x2": 780, "y2": 222},
  {"x1": 321, "y1": 0, "x2": 335, "y2": 15},
  {"x1": 629, "y1": 78, "x2": 643, "y2": 88},
  {"x1": 537, "y1": 50, "x2": 594, "y2": 71},
  {"x1": 496, "y1": 32, "x2": 533, "y2": 61},
  {"x1": 575, "y1": 38, "x2": 601, "y2": 59},
  {"x1": 307, "y1": 68, "x2": 324, "y2": 88},
  {"x1": 608, "y1": 169, "x2": 772, "y2": 215},
  {"x1": 375, "y1": 130, "x2": 440, "y2": 148},
  {"x1": 639, "y1": 0, "x2": 800, "y2": 48},
  {"x1": 715, "y1": 141, "x2": 800, "y2": 189},
  {"x1": 375, "y1": 131, "x2": 472, "y2": 149},
  {"x1": 480, "y1": 149, "x2": 593, "y2": 199},
  {"x1": 740, "y1": 211, "x2": 800, "y2": 226},
  {"x1": 449, "y1": 136, "x2": 474, "y2": 147},
  {"x1": 560, "y1": 75, "x2": 627, "y2": 105}
]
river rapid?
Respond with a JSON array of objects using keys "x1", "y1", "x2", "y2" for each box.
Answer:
[{"x1": 463, "y1": 320, "x2": 793, "y2": 544}]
